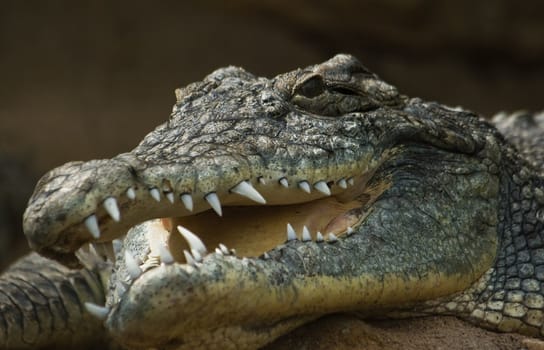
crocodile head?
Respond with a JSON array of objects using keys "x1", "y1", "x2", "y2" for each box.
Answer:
[{"x1": 23, "y1": 54, "x2": 504, "y2": 349}]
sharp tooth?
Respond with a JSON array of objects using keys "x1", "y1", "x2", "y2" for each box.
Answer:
[
  {"x1": 348, "y1": 178, "x2": 354, "y2": 186},
  {"x1": 231, "y1": 181, "x2": 266, "y2": 204},
  {"x1": 314, "y1": 181, "x2": 331, "y2": 196},
  {"x1": 219, "y1": 243, "x2": 229, "y2": 255},
  {"x1": 327, "y1": 233, "x2": 338, "y2": 243},
  {"x1": 215, "y1": 248, "x2": 223, "y2": 256},
  {"x1": 158, "y1": 243, "x2": 174, "y2": 264},
  {"x1": 126, "y1": 187, "x2": 136, "y2": 200},
  {"x1": 89, "y1": 243, "x2": 99, "y2": 257},
  {"x1": 205, "y1": 192, "x2": 222, "y2": 216},
  {"x1": 302, "y1": 226, "x2": 312, "y2": 241},
  {"x1": 84, "y1": 302, "x2": 110, "y2": 320},
  {"x1": 347, "y1": 226, "x2": 354, "y2": 235},
  {"x1": 84, "y1": 215, "x2": 101, "y2": 239},
  {"x1": 279, "y1": 177, "x2": 289, "y2": 188},
  {"x1": 112, "y1": 239, "x2": 123, "y2": 255},
  {"x1": 150, "y1": 188, "x2": 161, "y2": 202},
  {"x1": 180, "y1": 193, "x2": 193, "y2": 211},
  {"x1": 103, "y1": 197, "x2": 121, "y2": 222},
  {"x1": 298, "y1": 181, "x2": 311, "y2": 193},
  {"x1": 286, "y1": 223, "x2": 297, "y2": 241},
  {"x1": 258, "y1": 176, "x2": 266, "y2": 185},
  {"x1": 124, "y1": 250, "x2": 142, "y2": 280},
  {"x1": 183, "y1": 250, "x2": 196, "y2": 265},
  {"x1": 263, "y1": 252, "x2": 270, "y2": 260},
  {"x1": 316, "y1": 232, "x2": 324, "y2": 242},
  {"x1": 191, "y1": 249, "x2": 203, "y2": 262},
  {"x1": 337, "y1": 178, "x2": 348, "y2": 189},
  {"x1": 166, "y1": 192, "x2": 175, "y2": 204},
  {"x1": 177, "y1": 225, "x2": 208, "y2": 255}
]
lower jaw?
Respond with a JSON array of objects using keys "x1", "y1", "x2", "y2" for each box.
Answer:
[
  {"x1": 106, "y1": 253, "x2": 324, "y2": 349},
  {"x1": 94, "y1": 195, "x2": 369, "y2": 329}
]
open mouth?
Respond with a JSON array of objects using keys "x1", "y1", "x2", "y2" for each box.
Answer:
[
  {"x1": 74, "y1": 167, "x2": 396, "y2": 334},
  {"x1": 76, "y1": 168, "x2": 392, "y2": 326},
  {"x1": 154, "y1": 193, "x2": 364, "y2": 267},
  {"x1": 83, "y1": 171, "x2": 387, "y2": 271}
]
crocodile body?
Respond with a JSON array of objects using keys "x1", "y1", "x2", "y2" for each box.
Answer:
[{"x1": 1, "y1": 54, "x2": 544, "y2": 349}]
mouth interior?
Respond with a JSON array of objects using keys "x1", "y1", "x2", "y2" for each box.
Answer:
[{"x1": 165, "y1": 197, "x2": 363, "y2": 262}]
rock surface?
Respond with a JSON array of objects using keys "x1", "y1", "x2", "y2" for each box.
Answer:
[{"x1": 266, "y1": 314, "x2": 532, "y2": 350}]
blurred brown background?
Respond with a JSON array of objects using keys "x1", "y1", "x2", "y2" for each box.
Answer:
[{"x1": 1, "y1": 0, "x2": 543, "y2": 267}]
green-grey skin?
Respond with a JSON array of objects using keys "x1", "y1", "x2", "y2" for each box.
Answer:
[
  {"x1": 0, "y1": 252, "x2": 111, "y2": 349},
  {"x1": 1, "y1": 54, "x2": 544, "y2": 349}
]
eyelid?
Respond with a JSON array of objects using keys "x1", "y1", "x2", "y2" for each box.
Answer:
[
  {"x1": 293, "y1": 74, "x2": 325, "y2": 98},
  {"x1": 329, "y1": 86, "x2": 358, "y2": 96}
]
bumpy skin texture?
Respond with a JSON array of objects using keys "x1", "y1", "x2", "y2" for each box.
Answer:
[
  {"x1": 0, "y1": 253, "x2": 110, "y2": 349},
  {"x1": 2, "y1": 54, "x2": 544, "y2": 349}
]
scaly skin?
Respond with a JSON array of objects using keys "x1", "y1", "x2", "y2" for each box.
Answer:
[
  {"x1": 2, "y1": 54, "x2": 544, "y2": 349},
  {"x1": 0, "y1": 253, "x2": 110, "y2": 349}
]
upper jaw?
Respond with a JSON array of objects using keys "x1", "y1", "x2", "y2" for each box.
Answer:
[
  {"x1": 22, "y1": 114, "x2": 377, "y2": 266},
  {"x1": 23, "y1": 154, "x2": 369, "y2": 266}
]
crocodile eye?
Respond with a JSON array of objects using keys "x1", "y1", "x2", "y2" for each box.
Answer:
[{"x1": 294, "y1": 75, "x2": 325, "y2": 98}]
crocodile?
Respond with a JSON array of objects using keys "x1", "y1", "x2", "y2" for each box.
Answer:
[{"x1": 1, "y1": 54, "x2": 544, "y2": 349}]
